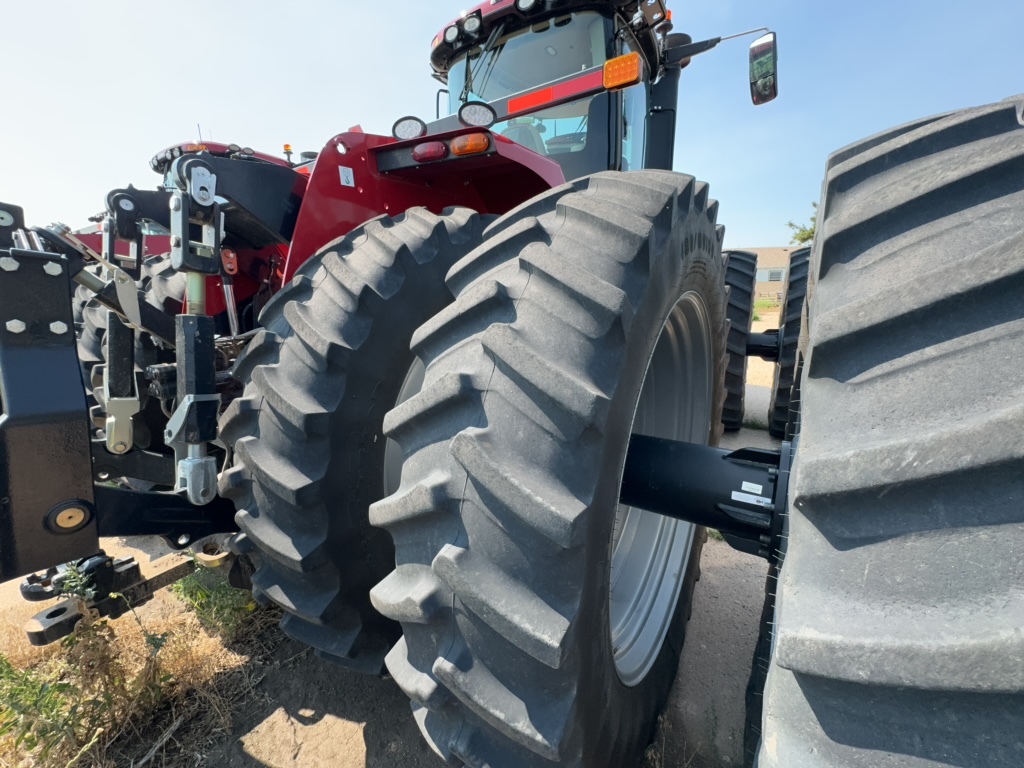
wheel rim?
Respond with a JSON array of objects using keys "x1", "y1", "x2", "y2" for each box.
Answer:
[
  {"x1": 610, "y1": 291, "x2": 713, "y2": 687},
  {"x1": 383, "y1": 357, "x2": 427, "y2": 497}
]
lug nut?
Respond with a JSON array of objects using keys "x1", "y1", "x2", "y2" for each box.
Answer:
[
  {"x1": 49, "y1": 321, "x2": 68, "y2": 335},
  {"x1": 43, "y1": 262, "x2": 63, "y2": 276},
  {"x1": 5, "y1": 320, "x2": 26, "y2": 334},
  {"x1": 0, "y1": 256, "x2": 19, "y2": 272}
]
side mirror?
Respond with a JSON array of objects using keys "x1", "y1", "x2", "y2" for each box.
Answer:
[{"x1": 749, "y1": 32, "x2": 778, "y2": 105}]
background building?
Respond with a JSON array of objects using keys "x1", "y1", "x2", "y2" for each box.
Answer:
[{"x1": 734, "y1": 246, "x2": 802, "y2": 303}]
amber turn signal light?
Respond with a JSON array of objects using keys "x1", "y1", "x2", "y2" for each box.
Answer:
[
  {"x1": 451, "y1": 132, "x2": 491, "y2": 156},
  {"x1": 603, "y1": 52, "x2": 643, "y2": 91}
]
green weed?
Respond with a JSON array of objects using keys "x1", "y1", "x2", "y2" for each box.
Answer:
[{"x1": 170, "y1": 566, "x2": 255, "y2": 641}]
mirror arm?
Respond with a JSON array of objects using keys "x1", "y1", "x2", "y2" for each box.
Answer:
[{"x1": 664, "y1": 37, "x2": 721, "y2": 66}]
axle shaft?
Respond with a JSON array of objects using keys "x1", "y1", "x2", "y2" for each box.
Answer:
[{"x1": 619, "y1": 435, "x2": 792, "y2": 560}]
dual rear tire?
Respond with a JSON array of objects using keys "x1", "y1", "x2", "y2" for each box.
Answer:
[{"x1": 226, "y1": 170, "x2": 727, "y2": 765}]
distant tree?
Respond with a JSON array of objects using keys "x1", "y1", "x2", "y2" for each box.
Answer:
[{"x1": 787, "y1": 202, "x2": 818, "y2": 245}]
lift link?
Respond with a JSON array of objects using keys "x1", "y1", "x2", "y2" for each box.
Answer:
[
  {"x1": 165, "y1": 156, "x2": 222, "y2": 505},
  {"x1": 102, "y1": 311, "x2": 140, "y2": 455},
  {"x1": 619, "y1": 435, "x2": 794, "y2": 563}
]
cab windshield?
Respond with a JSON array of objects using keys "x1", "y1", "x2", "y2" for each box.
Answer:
[
  {"x1": 447, "y1": 12, "x2": 618, "y2": 180},
  {"x1": 448, "y1": 12, "x2": 614, "y2": 108}
]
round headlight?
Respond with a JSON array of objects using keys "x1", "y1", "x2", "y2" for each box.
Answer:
[
  {"x1": 444, "y1": 25, "x2": 460, "y2": 44},
  {"x1": 516, "y1": 0, "x2": 539, "y2": 12},
  {"x1": 458, "y1": 101, "x2": 498, "y2": 129},
  {"x1": 463, "y1": 15, "x2": 482, "y2": 34},
  {"x1": 392, "y1": 116, "x2": 429, "y2": 141},
  {"x1": 228, "y1": 143, "x2": 241, "y2": 152}
]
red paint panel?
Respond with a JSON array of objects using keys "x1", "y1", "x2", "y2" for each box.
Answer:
[
  {"x1": 507, "y1": 70, "x2": 605, "y2": 115},
  {"x1": 282, "y1": 129, "x2": 562, "y2": 283},
  {"x1": 492, "y1": 134, "x2": 565, "y2": 188}
]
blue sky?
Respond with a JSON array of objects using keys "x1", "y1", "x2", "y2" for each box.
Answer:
[{"x1": 1, "y1": 1, "x2": 1021, "y2": 248}]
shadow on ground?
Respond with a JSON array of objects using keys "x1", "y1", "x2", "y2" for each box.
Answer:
[{"x1": 203, "y1": 633, "x2": 446, "y2": 768}]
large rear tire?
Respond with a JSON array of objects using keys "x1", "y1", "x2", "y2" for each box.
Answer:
[
  {"x1": 758, "y1": 97, "x2": 1024, "y2": 765},
  {"x1": 218, "y1": 208, "x2": 489, "y2": 672},
  {"x1": 373, "y1": 171, "x2": 727, "y2": 766},
  {"x1": 722, "y1": 249, "x2": 757, "y2": 431},
  {"x1": 766, "y1": 247, "x2": 808, "y2": 438}
]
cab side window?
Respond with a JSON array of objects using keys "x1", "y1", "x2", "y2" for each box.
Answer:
[{"x1": 618, "y1": 31, "x2": 649, "y2": 171}]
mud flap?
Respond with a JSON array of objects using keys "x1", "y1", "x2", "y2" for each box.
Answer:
[{"x1": 0, "y1": 247, "x2": 99, "y2": 583}]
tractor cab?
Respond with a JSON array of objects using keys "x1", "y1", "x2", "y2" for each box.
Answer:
[
  {"x1": 432, "y1": 4, "x2": 661, "y2": 180},
  {"x1": 428, "y1": 0, "x2": 777, "y2": 181}
]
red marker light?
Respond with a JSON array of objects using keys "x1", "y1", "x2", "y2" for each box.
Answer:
[{"x1": 412, "y1": 141, "x2": 449, "y2": 162}]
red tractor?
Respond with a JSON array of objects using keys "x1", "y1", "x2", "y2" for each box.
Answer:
[{"x1": 2, "y1": 1, "x2": 1021, "y2": 766}]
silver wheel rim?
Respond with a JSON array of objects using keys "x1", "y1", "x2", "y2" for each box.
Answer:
[
  {"x1": 383, "y1": 357, "x2": 426, "y2": 496},
  {"x1": 610, "y1": 292, "x2": 714, "y2": 686}
]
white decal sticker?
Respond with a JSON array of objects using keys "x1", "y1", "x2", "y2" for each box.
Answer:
[
  {"x1": 731, "y1": 491, "x2": 773, "y2": 508},
  {"x1": 339, "y1": 166, "x2": 355, "y2": 187},
  {"x1": 741, "y1": 481, "x2": 763, "y2": 495}
]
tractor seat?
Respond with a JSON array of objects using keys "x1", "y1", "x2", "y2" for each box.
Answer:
[{"x1": 501, "y1": 123, "x2": 547, "y2": 155}]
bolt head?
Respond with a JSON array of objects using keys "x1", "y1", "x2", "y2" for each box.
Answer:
[
  {"x1": 112, "y1": 441, "x2": 128, "y2": 454},
  {"x1": 49, "y1": 321, "x2": 68, "y2": 335},
  {"x1": 0, "y1": 256, "x2": 19, "y2": 272},
  {"x1": 5, "y1": 320, "x2": 26, "y2": 334},
  {"x1": 43, "y1": 262, "x2": 62, "y2": 276},
  {"x1": 170, "y1": 196, "x2": 182, "y2": 212}
]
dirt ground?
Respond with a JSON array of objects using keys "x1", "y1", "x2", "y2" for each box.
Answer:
[{"x1": 0, "y1": 326, "x2": 781, "y2": 767}]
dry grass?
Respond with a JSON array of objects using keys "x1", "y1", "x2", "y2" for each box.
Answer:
[
  {"x1": 643, "y1": 714, "x2": 698, "y2": 768},
  {"x1": 0, "y1": 566, "x2": 283, "y2": 768}
]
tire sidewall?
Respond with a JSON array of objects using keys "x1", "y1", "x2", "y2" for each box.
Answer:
[{"x1": 577, "y1": 206, "x2": 726, "y2": 764}]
